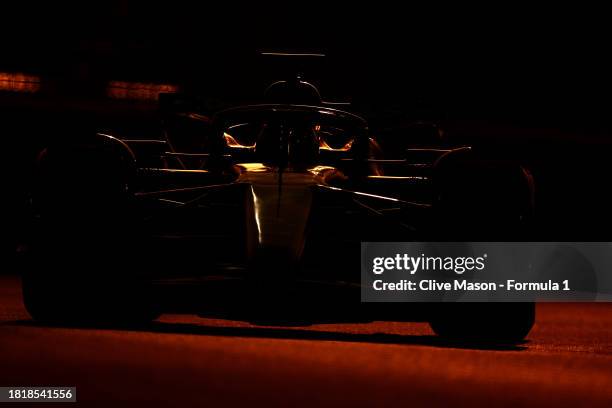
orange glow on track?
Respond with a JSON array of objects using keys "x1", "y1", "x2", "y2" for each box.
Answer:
[{"x1": 0, "y1": 72, "x2": 40, "y2": 93}]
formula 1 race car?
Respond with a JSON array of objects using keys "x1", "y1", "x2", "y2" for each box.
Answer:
[{"x1": 21, "y1": 71, "x2": 536, "y2": 343}]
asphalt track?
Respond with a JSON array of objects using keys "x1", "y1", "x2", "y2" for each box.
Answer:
[{"x1": 1, "y1": 275, "x2": 612, "y2": 407}]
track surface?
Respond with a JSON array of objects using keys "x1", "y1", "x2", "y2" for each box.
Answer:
[{"x1": 1, "y1": 275, "x2": 612, "y2": 407}]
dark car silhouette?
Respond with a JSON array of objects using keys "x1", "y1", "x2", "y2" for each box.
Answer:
[{"x1": 21, "y1": 74, "x2": 535, "y2": 343}]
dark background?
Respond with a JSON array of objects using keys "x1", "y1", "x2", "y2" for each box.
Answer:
[
  {"x1": 3, "y1": 2, "x2": 611, "y2": 118},
  {"x1": 4, "y1": 2, "x2": 612, "y2": 258}
]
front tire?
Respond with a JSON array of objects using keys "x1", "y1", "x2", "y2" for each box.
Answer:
[
  {"x1": 21, "y1": 247, "x2": 161, "y2": 326},
  {"x1": 22, "y1": 133, "x2": 160, "y2": 326},
  {"x1": 429, "y1": 302, "x2": 535, "y2": 343}
]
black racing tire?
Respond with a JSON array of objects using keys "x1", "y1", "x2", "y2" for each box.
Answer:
[
  {"x1": 21, "y1": 223, "x2": 161, "y2": 326},
  {"x1": 23, "y1": 133, "x2": 161, "y2": 326},
  {"x1": 22, "y1": 265, "x2": 161, "y2": 326},
  {"x1": 432, "y1": 148, "x2": 535, "y2": 240},
  {"x1": 429, "y1": 302, "x2": 535, "y2": 343}
]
